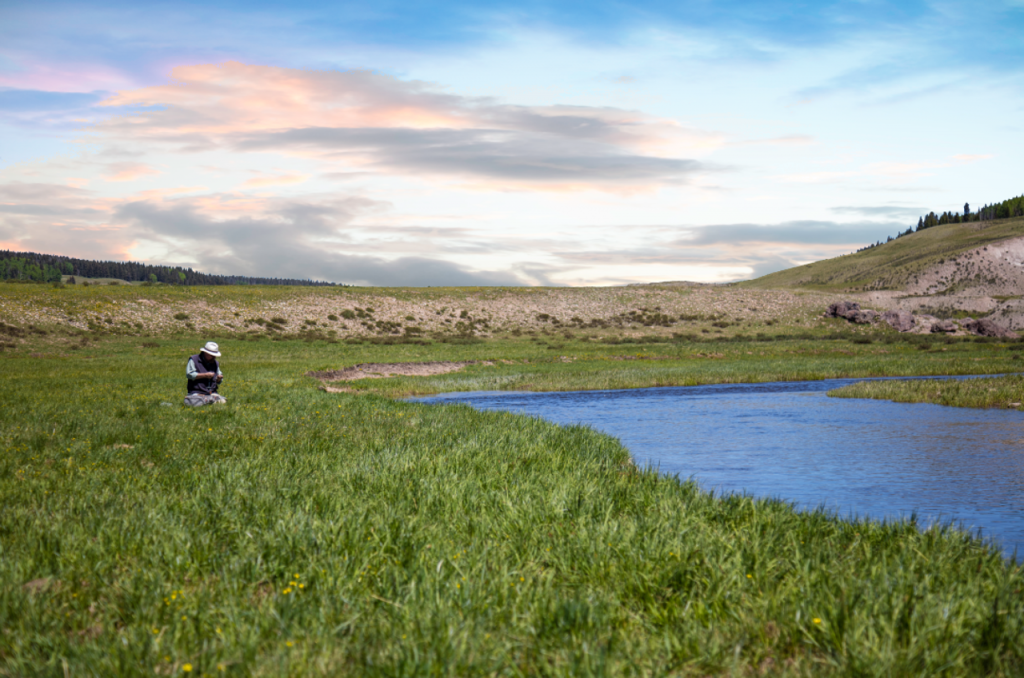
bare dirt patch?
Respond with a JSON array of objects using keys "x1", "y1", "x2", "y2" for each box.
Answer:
[{"x1": 308, "y1": 361, "x2": 493, "y2": 382}]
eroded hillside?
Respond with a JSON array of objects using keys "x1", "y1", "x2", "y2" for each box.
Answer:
[{"x1": 742, "y1": 216, "x2": 1024, "y2": 328}]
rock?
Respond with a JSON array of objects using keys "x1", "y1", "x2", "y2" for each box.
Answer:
[
  {"x1": 974, "y1": 318, "x2": 1018, "y2": 338},
  {"x1": 850, "y1": 309, "x2": 878, "y2": 324},
  {"x1": 882, "y1": 309, "x2": 915, "y2": 332},
  {"x1": 930, "y1": 319, "x2": 958, "y2": 333},
  {"x1": 825, "y1": 301, "x2": 861, "y2": 319}
]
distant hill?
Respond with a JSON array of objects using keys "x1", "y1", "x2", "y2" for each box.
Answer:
[
  {"x1": 0, "y1": 250, "x2": 340, "y2": 287},
  {"x1": 740, "y1": 215, "x2": 1024, "y2": 292}
]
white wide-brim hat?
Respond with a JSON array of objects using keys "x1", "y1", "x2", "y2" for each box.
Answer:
[{"x1": 201, "y1": 341, "x2": 221, "y2": 357}]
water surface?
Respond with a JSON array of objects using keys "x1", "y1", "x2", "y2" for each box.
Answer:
[{"x1": 417, "y1": 377, "x2": 1024, "y2": 557}]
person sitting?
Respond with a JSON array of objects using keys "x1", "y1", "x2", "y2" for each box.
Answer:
[{"x1": 184, "y1": 341, "x2": 226, "y2": 406}]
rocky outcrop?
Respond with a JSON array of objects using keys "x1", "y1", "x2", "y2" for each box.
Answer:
[
  {"x1": 881, "y1": 309, "x2": 914, "y2": 332},
  {"x1": 825, "y1": 301, "x2": 861, "y2": 319},
  {"x1": 825, "y1": 301, "x2": 878, "y2": 325},
  {"x1": 961, "y1": 317, "x2": 1018, "y2": 338},
  {"x1": 825, "y1": 301, "x2": 1018, "y2": 337}
]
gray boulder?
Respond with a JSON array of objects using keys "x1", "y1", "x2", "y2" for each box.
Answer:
[
  {"x1": 825, "y1": 301, "x2": 879, "y2": 324},
  {"x1": 850, "y1": 309, "x2": 878, "y2": 324},
  {"x1": 930, "y1": 319, "x2": 958, "y2": 333},
  {"x1": 825, "y1": 301, "x2": 861, "y2": 319},
  {"x1": 975, "y1": 318, "x2": 1018, "y2": 339},
  {"x1": 882, "y1": 309, "x2": 915, "y2": 332}
]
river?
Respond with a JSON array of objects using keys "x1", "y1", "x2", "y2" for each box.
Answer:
[{"x1": 416, "y1": 377, "x2": 1024, "y2": 557}]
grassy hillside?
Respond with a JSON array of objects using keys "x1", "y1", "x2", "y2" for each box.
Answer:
[{"x1": 741, "y1": 216, "x2": 1024, "y2": 291}]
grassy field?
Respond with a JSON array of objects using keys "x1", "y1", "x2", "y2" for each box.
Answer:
[
  {"x1": 741, "y1": 216, "x2": 1024, "y2": 291},
  {"x1": 828, "y1": 373, "x2": 1024, "y2": 410},
  {"x1": 5, "y1": 281, "x2": 1024, "y2": 675},
  {"x1": 2, "y1": 330, "x2": 1024, "y2": 676}
]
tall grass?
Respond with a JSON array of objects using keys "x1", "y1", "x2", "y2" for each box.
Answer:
[
  {"x1": 2, "y1": 338, "x2": 1023, "y2": 676},
  {"x1": 828, "y1": 373, "x2": 1024, "y2": 409}
]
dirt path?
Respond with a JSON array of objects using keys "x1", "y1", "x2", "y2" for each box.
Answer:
[{"x1": 308, "y1": 361, "x2": 492, "y2": 381}]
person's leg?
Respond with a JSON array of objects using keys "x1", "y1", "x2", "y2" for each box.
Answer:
[
  {"x1": 210, "y1": 394, "x2": 227, "y2": 404},
  {"x1": 184, "y1": 393, "x2": 210, "y2": 406}
]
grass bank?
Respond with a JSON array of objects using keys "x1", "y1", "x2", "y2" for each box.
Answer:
[
  {"x1": 3, "y1": 337, "x2": 1024, "y2": 676},
  {"x1": 828, "y1": 374, "x2": 1024, "y2": 410}
]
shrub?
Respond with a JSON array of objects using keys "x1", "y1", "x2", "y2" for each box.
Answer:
[
  {"x1": 173, "y1": 313, "x2": 189, "y2": 321},
  {"x1": 270, "y1": 317, "x2": 287, "y2": 325},
  {"x1": 341, "y1": 310, "x2": 356, "y2": 320},
  {"x1": 327, "y1": 314, "x2": 339, "y2": 321}
]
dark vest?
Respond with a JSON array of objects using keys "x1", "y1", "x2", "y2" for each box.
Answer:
[{"x1": 187, "y1": 353, "x2": 219, "y2": 395}]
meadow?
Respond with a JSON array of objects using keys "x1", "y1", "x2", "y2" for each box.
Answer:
[
  {"x1": 828, "y1": 373, "x2": 1024, "y2": 410},
  {"x1": 3, "y1": 284, "x2": 1024, "y2": 676}
]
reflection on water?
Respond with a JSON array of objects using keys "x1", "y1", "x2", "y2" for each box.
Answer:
[{"x1": 417, "y1": 377, "x2": 1024, "y2": 557}]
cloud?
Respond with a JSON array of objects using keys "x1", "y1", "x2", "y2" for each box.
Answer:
[
  {"x1": 673, "y1": 221, "x2": 901, "y2": 248},
  {"x1": 104, "y1": 163, "x2": 160, "y2": 182},
  {"x1": 88, "y1": 62, "x2": 719, "y2": 191},
  {"x1": 240, "y1": 173, "x2": 310, "y2": 189},
  {"x1": 728, "y1": 134, "x2": 814, "y2": 147},
  {"x1": 952, "y1": 154, "x2": 993, "y2": 163},
  {"x1": 831, "y1": 205, "x2": 925, "y2": 219},
  {"x1": 112, "y1": 197, "x2": 526, "y2": 286}
]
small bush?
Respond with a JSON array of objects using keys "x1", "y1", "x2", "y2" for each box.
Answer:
[
  {"x1": 270, "y1": 317, "x2": 287, "y2": 325},
  {"x1": 405, "y1": 315, "x2": 416, "y2": 321},
  {"x1": 341, "y1": 310, "x2": 356, "y2": 319},
  {"x1": 327, "y1": 314, "x2": 339, "y2": 321},
  {"x1": 173, "y1": 313, "x2": 189, "y2": 321},
  {"x1": 305, "y1": 319, "x2": 317, "y2": 326}
]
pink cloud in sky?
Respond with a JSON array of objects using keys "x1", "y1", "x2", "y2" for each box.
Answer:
[
  {"x1": 104, "y1": 163, "x2": 161, "y2": 182},
  {"x1": 88, "y1": 62, "x2": 720, "y2": 192},
  {"x1": 240, "y1": 173, "x2": 310, "y2": 189}
]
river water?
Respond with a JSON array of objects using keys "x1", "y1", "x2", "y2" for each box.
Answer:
[{"x1": 416, "y1": 377, "x2": 1024, "y2": 557}]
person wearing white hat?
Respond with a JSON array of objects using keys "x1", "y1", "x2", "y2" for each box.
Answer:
[{"x1": 184, "y1": 341, "x2": 227, "y2": 406}]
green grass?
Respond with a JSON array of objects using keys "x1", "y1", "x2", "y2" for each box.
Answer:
[
  {"x1": 316, "y1": 332, "x2": 1024, "y2": 397},
  {"x1": 828, "y1": 373, "x2": 1024, "y2": 410},
  {"x1": 740, "y1": 216, "x2": 1024, "y2": 291},
  {"x1": 3, "y1": 337, "x2": 1024, "y2": 676}
]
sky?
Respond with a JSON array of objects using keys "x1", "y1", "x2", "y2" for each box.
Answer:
[{"x1": 1, "y1": 1, "x2": 1022, "y2": 286}]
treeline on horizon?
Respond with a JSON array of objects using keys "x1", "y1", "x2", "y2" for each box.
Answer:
[
  {"x1": 0, "y1": 250, "x2": 340, "y2": 287},
  {"x1": 857, "y1": 193, "x2": 1024, "y2": 253}
]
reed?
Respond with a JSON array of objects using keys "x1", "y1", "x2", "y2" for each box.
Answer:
[{"x1": 828, "y1": 373, "x2": 1024, "y2": 409}]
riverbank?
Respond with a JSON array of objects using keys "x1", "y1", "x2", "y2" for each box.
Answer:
[
  {"x1": 3, "y1": 337, "x2": 1024, "y2": 675},
  {"x1": 828, "y1": 373, "x2": 1024, "y2": 409}
]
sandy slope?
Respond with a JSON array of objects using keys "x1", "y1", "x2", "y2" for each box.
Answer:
[{"x1": 859, "y1": 236, "x2": 1024, "y2": 329}]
